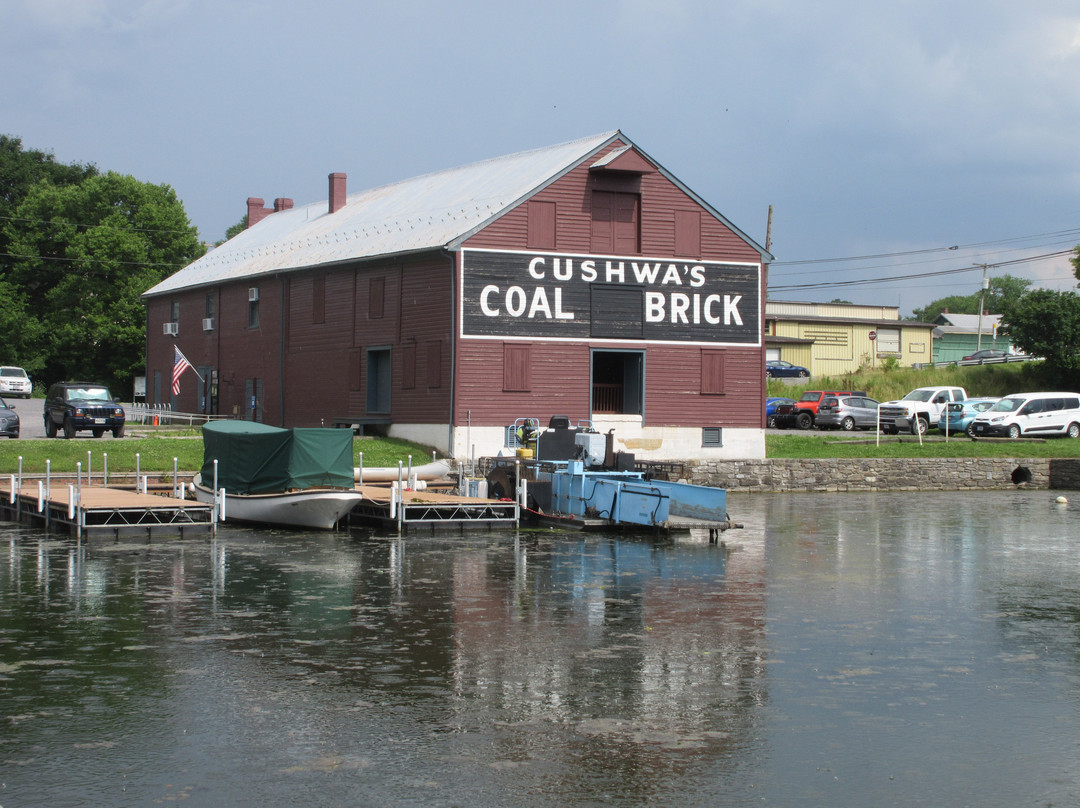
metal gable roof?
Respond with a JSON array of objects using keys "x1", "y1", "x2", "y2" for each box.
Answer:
[
  {"x1": 145, "y1": 130, "x2": 771, "y2": 298},
  {"x1": 145, "y1": 131, "x2": 622, "y2": 297}
]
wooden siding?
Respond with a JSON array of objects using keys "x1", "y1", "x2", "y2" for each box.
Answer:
[
  {"x1": 466, "y1": 144, "x2": 763, "y2": 263},
  {"x1": 458, "y1": 139, "x2": 766, "y2": 429},
  {"x1": 146, "y1": 138, "x2": 767, "y2": 442},
  {"x1": 454, "y1": 341, "x2": 762, "y2": 428}
]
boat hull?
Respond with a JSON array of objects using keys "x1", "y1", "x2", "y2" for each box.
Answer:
[{"x1": 192, "y1": 474, "x2": 364, "y2": 530}]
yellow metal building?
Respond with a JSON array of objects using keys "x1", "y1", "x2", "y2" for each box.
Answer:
[{"x1": 765, "y1": 301, "x2": 936, "y2": 377}]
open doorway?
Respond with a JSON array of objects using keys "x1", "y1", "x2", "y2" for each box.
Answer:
[{"x1": 591, "y1": 350, "x2": 643, "y2": 415}]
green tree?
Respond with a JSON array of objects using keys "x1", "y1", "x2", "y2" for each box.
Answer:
[
  {"x1": 999, "y1": 289, "x2": 1080, "y2": 380},
  {"x1": 222, "y1": 215, "x2": 247, "y2": 243},
  {"x1": 3, "y1": 171, "x2": 205, "y2": 392},
  {"x1": 911, "y1": 275, "x2": 1031, "y2": 323}
]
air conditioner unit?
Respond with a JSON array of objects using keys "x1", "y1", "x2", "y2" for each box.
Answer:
[
  {"x1": 163, "y1": 322, "x2": 179, "y2": 336},
  {"x1": 248, "y1": 287, "x2": 260, "y2": 302},
  {"x1": 202, "y1": 317, "x2": 215, "y2": 331}
]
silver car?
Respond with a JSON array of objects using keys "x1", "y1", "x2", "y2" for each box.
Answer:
[{"x1": 815, "y1": 395, "x2": 881, "y2": 431}]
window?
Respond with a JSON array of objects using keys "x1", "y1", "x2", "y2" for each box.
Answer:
[
  {"x1": 700, "y1": 350, "x2": 726, "y2": 395},
  {"x1": 875, "y1": 327, "x2": 900, "y2": 353},
  {"x1": 590, "y1": 191, "x2": 640, "y2": 254},
  {"x1": 366, "y1": 347, "x2": 391, "y2": 414},
  {"x1": 527, "y1": 200, "x2": 556, "y2": 250},
  {"x1": 674, "y1": 210, "x2": 701, "y2": 257},
  {"x1": 590, "y1": 285, "x2": 643, "y2": 338},
  {"x1": 503, "y1": 344, "x2": 531, "y2": 392},
  {"x1": 248, "y1": 297, "x2": 260, "y2": 329},
  {"x1": 369, "y1": 277, "x2": 385, "y2": 319},
  {"x1": 170, "y1": 300, "x2": 180, "y2": 321},
  {"x1": 204, "y1": 292, "x2": 216, "y2": 319}
]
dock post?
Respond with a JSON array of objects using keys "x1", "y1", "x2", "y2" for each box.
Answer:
[
  {"x1": 17, "y1": 456, "x2": 23, "y2": 519},
  {"x1": 87, "y1": 451, "x2": 91, "y2": 484},
  {"x1": 136, "y1": 453, "x2": 141, "y2": 486},
  {"x1": 173, "y1": 457, "x2": 179, "y2": 497},
  {"x1": 358, "y1": 452, "x2": 363, "y2": 484},
  {"x1": 396, "y1": 461, "x2": 403, "y2": 533},
  {"x1": 76, "y1": 462, "x2": 82, "y2": 526},
  {"x1": 45, "y1": 460, "x2": 51, "y2": 530},
  {"x1": 103, "y1": 453, "x2": 108, "y2": 486},
  {"x1": 212, "y1": 459, "x2": 219, "y2": 533},
  {"x1": 37, "y1": 481, "x2": 43, "y2": 513}
]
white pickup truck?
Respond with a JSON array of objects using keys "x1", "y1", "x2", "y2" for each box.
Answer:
[{"x1": 878, "y1": 386, "x2": 968, "y2": 435}]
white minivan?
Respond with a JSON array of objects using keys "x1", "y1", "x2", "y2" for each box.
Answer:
[{"x1": 969, "y1": 392, "x2": 1080, "y2": 439}]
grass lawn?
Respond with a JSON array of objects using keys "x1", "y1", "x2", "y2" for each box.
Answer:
[
  {"x1": 768, "y1": 432, "x2": 1080, "y2": 458},
  {"x1": 0, "y1": 433, "x2": 441, "y2": 474}
]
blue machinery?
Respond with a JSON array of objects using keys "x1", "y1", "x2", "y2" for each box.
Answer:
[
  {"x1": 544, "y1": 461, "x2": 729, "y2": 526},
  {"x1": 484, "y1": 418, "x2": 735, "y2": 536}
]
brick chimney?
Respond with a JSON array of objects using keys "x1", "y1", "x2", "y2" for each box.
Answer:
[
  {"x1": 247, "y1": 197, "x2": 269, "y2": 228},
  {"x1": 329, "y1": 173, "x2": 347, "y2": 214},
  {"x1": 273, "y1": 198, "x2": 294, "y2": 212}
]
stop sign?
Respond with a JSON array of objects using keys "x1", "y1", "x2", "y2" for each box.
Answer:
[{"x1": 868, "y1": 331, "x2": 877, "y2": 341}]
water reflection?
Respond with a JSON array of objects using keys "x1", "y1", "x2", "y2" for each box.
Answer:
[{"x1": 2, "y1": 490, "x2": 1079, "y2": 806}]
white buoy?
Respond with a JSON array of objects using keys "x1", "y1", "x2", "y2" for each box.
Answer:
[{"x1": 1055, "y1": 496, "x2": 1068, "y2": 504}]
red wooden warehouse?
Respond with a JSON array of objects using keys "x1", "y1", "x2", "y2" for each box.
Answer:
[{"x1": 143, "y1": 131, "x2": 771, "y2": 460}]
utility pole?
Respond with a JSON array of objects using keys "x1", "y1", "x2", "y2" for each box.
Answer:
[
  {"x1": 976, "y1": 264, "x2": 989, "y2": 351},
  {"x1": 765, "y1": 205, "x2": 773, "y2": 253}
]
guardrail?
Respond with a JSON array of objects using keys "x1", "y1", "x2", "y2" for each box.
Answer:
[
  {"x1": 919, "y1": 355, "x2": 1042, "y2": 370},
  {"x1": 125, "y1": 404, "x2": 233, "y2": 427}
]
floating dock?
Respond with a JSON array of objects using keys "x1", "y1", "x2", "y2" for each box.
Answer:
[
  {"x1": 0, "y1": 479, "x2": 214, "y2": 539},
  {"x1": 349, "y1": 484, "x2": 519, "y2": 533}
]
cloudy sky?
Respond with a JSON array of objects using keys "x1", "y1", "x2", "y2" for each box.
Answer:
[{"x1": 3, "y1": 0, "x2": 1079, "y2": 314}]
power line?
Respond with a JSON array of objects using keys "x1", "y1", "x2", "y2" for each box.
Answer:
[
  {"x1": 768, "y1": 249, "x2": 1074, "y2": 292},
  {"x1": 770, "y1": 227, "x2": 1080, "y2": 266}
]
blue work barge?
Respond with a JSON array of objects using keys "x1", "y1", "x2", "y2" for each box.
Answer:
[{"x1": 482, "y1": 417, "x2": 738, "y2": 541}]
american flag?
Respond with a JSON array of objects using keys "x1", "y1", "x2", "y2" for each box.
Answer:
[{"x1": 172, "y1": 345, "x2": 194, "y2": 396}]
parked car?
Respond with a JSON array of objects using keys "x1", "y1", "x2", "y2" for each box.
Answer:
[
  {"x1": 937, "y1": 397, "x2": 1000, "y2": 437},
  {"x1": 0, "y1": 366, "x2": 32, "y2": 398},
  {"x1": 766, "y1": 397, "x2": 796, "y2": 428},
  {"x1": 814, "y1": 395, "x2": 881, "y2": 431},
  {"x1": 0, "y1": 396, "x2": 18, "y2": 438},
  {"x1": 962, "y1": 349, "x2": 1008, "y2": 362},
  {"x1": 969, "y1": 392, "x2": 1080, "y2": 439},
  {"x1": 773, "y1": 391, "x2": 855, "y2": 429},
  {"x1": 878, "y1": 386, "x2": 967, "y2": 435},
  {"x1": 43, "y1": 382, "x2": 126, "y2": 439},
  {"x1": 766, "y1": 360, "x2": 809, "y2": 378}
]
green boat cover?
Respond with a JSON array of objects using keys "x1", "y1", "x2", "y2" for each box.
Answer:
[{"x1": 201, "y1": 421, "x2": 354, "y2": 494}]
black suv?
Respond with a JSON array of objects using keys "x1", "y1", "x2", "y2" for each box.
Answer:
[{"x1": 43, "y1": 382, "x2": 126, "y2": 438}]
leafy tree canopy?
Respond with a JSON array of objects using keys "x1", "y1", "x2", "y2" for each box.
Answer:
[
  {"x1": 1000, "y1": 289, "x2": 1080, "y2": 382},
  {"x1": 1, "y1": 167, "x2": 205, "y2": 392},
  {"x1": 222, "y1": 215, "x2": 247, "y2": 243},
  {"x1": 910, "y1": 274, "x2": 1031, "y2": 322}
]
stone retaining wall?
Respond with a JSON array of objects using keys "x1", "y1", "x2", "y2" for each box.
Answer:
[{"x1": 685, "y1": 457, "x2": 1069, "y2": 493}]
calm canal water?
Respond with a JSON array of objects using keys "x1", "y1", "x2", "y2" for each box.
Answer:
[{"x1": 2, "y1": 490, "x2": 1079, "y2": 807}]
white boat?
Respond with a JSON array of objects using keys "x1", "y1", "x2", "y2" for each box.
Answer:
[
  {"x1": 198, "y1": 421, "x2": 365, "y2": 530},
  {"x1": 191, "y1": 473, "x2": 364, "y2": 530}
]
